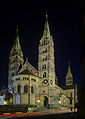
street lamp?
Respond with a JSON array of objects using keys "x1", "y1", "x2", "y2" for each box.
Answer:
[
  {"x1": 58, "y1": 100, "x2": 61, "y2": 104},
  {"x1": 38, "y1": 100, "x2": 40, "y2": 103}
]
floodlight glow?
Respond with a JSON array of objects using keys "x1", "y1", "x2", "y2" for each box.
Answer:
[
  {"x1": 38, "y1": 100, "x2": 40, "y2": 102},
  {"x1": 59, "y1": 100, "x2": 61, "y2": 104},
  {"x1": 4, "y1": 101, "x2": 6, "y2": 104}
]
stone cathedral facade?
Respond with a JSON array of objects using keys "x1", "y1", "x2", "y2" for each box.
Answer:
[{"x1": 8, "y1": 15, "x2": 77, "y2": 109}]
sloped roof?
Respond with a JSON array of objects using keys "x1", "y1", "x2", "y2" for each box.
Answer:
[
  {"x1": 18, "y1": 59, "x2": 38, "y2": 75},
  {"x1": 43, "y1": 14, "x2": 51, "y2": 38},
  {"x1": 18, "y1": 68, "x2": 35, "y2": 76}
]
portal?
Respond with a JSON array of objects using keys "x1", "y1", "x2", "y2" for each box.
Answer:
[{"x1": 44, "y1": 96, "x2": 48, "y2": 107}]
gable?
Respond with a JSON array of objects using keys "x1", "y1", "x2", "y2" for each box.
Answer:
[{"x1": 18, "y1": 61, "x2": 38, "y2": 76}]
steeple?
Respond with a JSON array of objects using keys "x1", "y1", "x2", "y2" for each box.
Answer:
[
  {"x1": 66, "y1": 62, "x2": 72, "y2": 78},
  {"x1": 13, "y1": 26, "x2": 21, "y2": 50},
  {"x1": 43, "y1": 14, "x2": 51, "y2": 38},
  {"x1": 8, "y1": 26, "x2": 24, "y2": 93},
  {"x1": 66, "y1": 62, "x2": 73, "y2": 86}
]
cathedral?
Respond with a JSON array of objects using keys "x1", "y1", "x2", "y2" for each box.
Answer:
[{"x1": 8, "y1": 14, "x2": 77, "y2": 110}]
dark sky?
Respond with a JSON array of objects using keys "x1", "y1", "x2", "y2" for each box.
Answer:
[{"x1": 0, "y1": 0, "x2": 82, "y2": 92}]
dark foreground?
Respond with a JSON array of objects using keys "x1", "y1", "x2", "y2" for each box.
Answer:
[{"x1": 0, "y1": 112, "x2": 79, "y2": 119}]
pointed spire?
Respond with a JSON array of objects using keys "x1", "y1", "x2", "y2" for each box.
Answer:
[
  {"x1": 13, "y1": 26, "x2": 21, "y2": 50},
  {"x1": 66, "y1": 61, "x2": 73, "y2": 78},
  {"x1": 66, "y1": 61, "x2": 73, "y2": 86},
  {"x1": 43, "y1": 13, "x2": 51, "y2": 38}
]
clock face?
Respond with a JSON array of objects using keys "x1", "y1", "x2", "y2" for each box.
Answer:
[{"x1": 43, "y1": 79, "x2": 48, "y2": 84}]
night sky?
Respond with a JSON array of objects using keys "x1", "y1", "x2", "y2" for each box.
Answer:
[{"x1": 0, "y1": 0, "x2": 82, "y2": 94}]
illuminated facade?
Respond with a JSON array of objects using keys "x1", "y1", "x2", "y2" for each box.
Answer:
[{"x1": 8, "y1": 15, "x2": 77, "y2": 109}]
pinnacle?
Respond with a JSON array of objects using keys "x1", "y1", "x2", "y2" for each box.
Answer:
[
  {"x1": 13, "y1": 26, "x2": 21, "y2": 50},
  {"x1": 43, "y1": 14, "x2": 51, "y2": 38}
]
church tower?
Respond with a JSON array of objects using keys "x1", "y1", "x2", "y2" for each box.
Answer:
[
  {"x1": 66, "y1": 62, "x2": 73, "y2": 86},
  {"x1": 38, "y1": 14, "x2": 55, "y2": 87},
  {"x1": 8, "y1": 26, "x2": 24, "y2": 93}
]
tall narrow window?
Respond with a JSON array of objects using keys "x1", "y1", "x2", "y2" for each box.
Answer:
[
  {"x1": 31, "y1": 86, "x2": 34, "y2": 93},
  {"x1": 44, "y1": 65, "x2": 46, "y2": 69},
  {"x1": 70, "y1": 92, "x2": 72, "y2": 104},
  {"x1": 18, "y1": 85, "x2": 21, "y2": 93},
  {"x1": 42, "y1": 64, "x2": 46, "y2": 69},
  {"x1": 44, "y1": 40, "x2": 45, "y2": 45},
  {"x1": 45, "y1": 56, "x2": 47, "y2": 61},
  {"x1": 43, "y1": 72, "x2": 46, "y2": 78},
  {"x1": 13, "y1": 88, "x2": 14, "y2": 94},
  {"x1": 24, "y1": 85, "x2": 28, "y2": 93}
]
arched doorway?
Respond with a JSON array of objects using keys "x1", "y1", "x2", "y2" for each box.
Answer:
[
  {"x1": 40, "y1": 95, "x2": 48, "y2": 107},
  {"x1": 44, "y1": 96, "x2": 48, "y2": 107}
]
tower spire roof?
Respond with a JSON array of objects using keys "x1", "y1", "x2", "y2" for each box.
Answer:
[
  {"x1": 43, "y1": 14, "x2": 51, "y2": 38},
  {"x1": 13, "y1": 26, "x2": 21, "y2": 50},
  {"x1": 66, "y1": 62, "x2": 73, "y2": 79}
]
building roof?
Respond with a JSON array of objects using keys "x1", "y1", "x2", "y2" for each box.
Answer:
[
  {"x1": 18, "y1": 58, "x2": 38, "y2": 76},
  {"x1": 43, "y1": 14, "x2": 51, "y2": 38},
  {"x1": 18, "y1": 68, "x2": 34, "y2": 75}
]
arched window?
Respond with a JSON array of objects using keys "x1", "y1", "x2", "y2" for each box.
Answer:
[
  {"x1": 24, "y1": 85, "x2": 28, "y2": 93},
  {"x1": 17, "y1": 84, "x2": 21, "y2": 93},
  {"x1": 42, "y1": 48, "x2": 47, "y2": 53},
  {"x1": 42, "y1": 64, "x2": 46, "y2": 69},
  {"x1": 42, "y1": 56, "x2": 47, "y2": 61},
  {"x1": 43, "y1": 48, "x2": 47, "y2": 53},
  {"x1": 43, "y1": 72, "x2": 46, "y2": 78}
]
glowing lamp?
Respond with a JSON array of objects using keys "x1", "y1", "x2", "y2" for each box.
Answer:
[
  {"x1": 59, "y1": 100, "x2": 61, "y2": 104},
  {"x1": 4, "y1": 101, "x2": 7, "y2": 104},
  {"x1": 38, "y1": 100, "x2": 40, "y2": 103}
]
